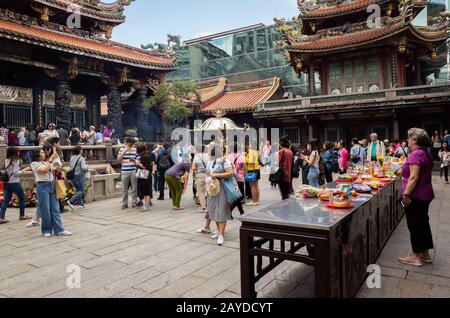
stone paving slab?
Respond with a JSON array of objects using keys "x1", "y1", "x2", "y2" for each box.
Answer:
[{"x1": 1, "y1": 175, "x2": 449, "y2": 298}]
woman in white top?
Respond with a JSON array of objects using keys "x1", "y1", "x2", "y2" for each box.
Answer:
[
  {"x1": 0, "y1": 148, "x2": 32, "y2": 224},
  {"x1": 31, "y1": 148, "x2": 71, "y2": 237},
  {"x1": 301, "y1": 139, "x2": 321, "y2": 187}
]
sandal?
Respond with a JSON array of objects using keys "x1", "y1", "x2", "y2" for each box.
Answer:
[
  {"x1": 0, "y1": 219, "x2": 10, "y2": 225},
  {"x1": 398, "y1": 254, "x2": 423, "y2": 267},
  {"x1": 19, "y1": 215, "x2": 32, "y2": 221},
  {"x1": 196, "y1": 228, "x2": 211, "y2": 234}
]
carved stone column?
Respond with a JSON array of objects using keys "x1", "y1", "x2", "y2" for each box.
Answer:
[
  {"x1": 107, "y1": 81, "x2": 123, "y2": 137},
  {"x1": 55, "y1": 79, "x2": 72, "y2": 130},
  {"x1": 136, "y1": 88, "x2": 147, "y2": 123}
]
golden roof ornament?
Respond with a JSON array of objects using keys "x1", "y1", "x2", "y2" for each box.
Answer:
[{"x1": 31, "y1": 5, "x2": 55, "y2": 23}]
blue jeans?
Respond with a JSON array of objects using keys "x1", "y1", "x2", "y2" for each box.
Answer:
[
  {"x1": 0, "y1": 183, "x2": 25, "y2": 219},
  {"x1": 308, "y1": 166, "x2": 320, "y2": 188},
  {"x1": 69, "y1": 174, "x2": 85, "y2": 206},
  {"x1": 36, "y1": 181, "x2": 65, "y2": 235}
]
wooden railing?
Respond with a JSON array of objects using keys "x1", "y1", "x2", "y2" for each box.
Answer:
[{"x1": 256, "y1": 83, "x2": 450, "y2": 113}]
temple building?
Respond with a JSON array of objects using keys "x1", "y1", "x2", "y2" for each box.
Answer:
[
  {"x1": 193, "y1": 76, "x2": 284, "y2": 128},
  {"x1": 254, "y1": 0, "x2": 450, "y2": 144},
  {"x1": 0, "y1": 0, "x2": 175, "y2": 134}
]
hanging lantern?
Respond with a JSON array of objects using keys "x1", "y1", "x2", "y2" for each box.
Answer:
[
  {"x1": 398, "y1": 39, "x2": 407, "y2": 54},
  {"x1": 431, "y1": 46, "x2": 438, "y2": 60}
]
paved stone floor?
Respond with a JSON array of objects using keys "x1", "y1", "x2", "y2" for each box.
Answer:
[{"x1": 0, "y1": 173, "x2": 449, "y2": 298}]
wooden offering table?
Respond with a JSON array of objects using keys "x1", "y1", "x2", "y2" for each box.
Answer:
[{"x1": 239, "y1": 178, "x2": 403, "y2": 298}]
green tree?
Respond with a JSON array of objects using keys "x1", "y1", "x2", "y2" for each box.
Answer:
[{"x1": 145, "y1": 81, "x2": 200, "y2": 134}]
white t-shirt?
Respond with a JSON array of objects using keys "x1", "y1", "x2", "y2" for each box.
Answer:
[
  {"x1": 18, "y1": 132, "x2": 26, "y2": 146},
  {"x1": 3, "y1": 159, "x2": 22, "y2": 183},
  {"x1": 31, "y1": 161, "x2": 54, "y2": 182},
  {"x1": 193, "y1": 153, "x2": 209, "y2": 178}
]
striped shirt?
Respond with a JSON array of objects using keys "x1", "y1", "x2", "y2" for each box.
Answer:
[{"x1": 118, "y1": 147, "x2": 137, "y2": 173}]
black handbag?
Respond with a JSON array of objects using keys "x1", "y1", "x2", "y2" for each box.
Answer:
[
  {"x1": 269, "y1": 151, "x2": 285, "y2": 183},
  {"x1": 0, "y1": 160, "x2": 13, "y2": 183},
  {"x1": 66, "y1": 156, "x2": 81, "y2": 180}
]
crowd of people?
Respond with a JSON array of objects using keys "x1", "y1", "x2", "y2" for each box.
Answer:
[
  {"x1": 0, "y1": 122, "x2": 447, "y2": 256},
  {"x1": 0, "y1": 122, "x2": 118, "y2": 163}
]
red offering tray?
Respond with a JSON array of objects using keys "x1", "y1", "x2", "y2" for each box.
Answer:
[
  {"x1": 336, "y1": 179, "x2": 353, "y2": 183},
  {"x1": 326, "y1": 203, "x2": 355, "y2": 209}
]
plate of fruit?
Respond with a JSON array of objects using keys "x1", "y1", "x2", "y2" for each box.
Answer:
[
  {"x1": 337, "y1": 176, "x2": 354, "y2": 183},
  {"x1": 326, "y1": 201, "x2": 354, "y2": 209}
]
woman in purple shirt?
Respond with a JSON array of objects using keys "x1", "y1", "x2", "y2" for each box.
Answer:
[{"x1": 399, "y1": 128, "x2": 435, "y2": 267}]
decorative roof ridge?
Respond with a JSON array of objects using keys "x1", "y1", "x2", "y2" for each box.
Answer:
[
  {"x1": 32, "y1": 0, "x2": 132, "y2": 22},
  {"x1": 407, "y1": 22, "x2": 450, "y2": 41},
  {"x1": 289, "y1": 18, "x2": 405, "y2": 45},
  {"x1": 299, "y1": 0, "x2": 389, "y2": 19},
  {"x1": 196, "y1": 77, "x2": 228, "y2": 89},
  {"x1": 225, "y1": 77, "x2": 278, "y2": 92},
  {"x1": 196, "y1": 78, "x2": 228, "y2": 103}
]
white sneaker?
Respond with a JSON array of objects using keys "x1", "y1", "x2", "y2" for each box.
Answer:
[
  {"x1": 210, "y1": 231, "x2": 219, "y2": 239},
  {"x1": 246, "y1": 202, "x2": 256, "y2": 206},
  {"x1": 196, "y1": 228, "x2": 211, "y2": 234},
  {"x1": 27, "y1": 220, "x2": 40, "y2": 227},
  {"x1": 43, "y1": 233, "x2": 52, "y2": 237},
  {"x1": 217, "y1": 235, "x2": 224, "y2": 246},
  {"x1": 67, "y1": 201, "x2": 75, "y2": 210},
  {"x1": 78, "y1": 205, "x2": 85, "y2": 209},
  {"x1": 56, "y1": 230, "x2": 72, "y2": 236},
  {"x1": 140, "y1": 206, "x2": 149, "y2": 212}
]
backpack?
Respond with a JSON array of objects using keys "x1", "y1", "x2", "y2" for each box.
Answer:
[
  {"x1": 0, "y1": 160, "x2": 13, "y2": 183},
  {"x1": 324, "y1": 150, "x2": 339, "y2": 173},
  {"x1": 158, "y1": 153, "x2": 171, "y2": 170}
]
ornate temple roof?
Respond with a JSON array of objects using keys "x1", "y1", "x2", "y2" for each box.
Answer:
[
  {"x1": 0, "y1": 19, "x2": 176, "y2": 70},
  {"x1": 199, "y1": 77, "x2": 282, "y2": 113},
  {"x1": 31, "y1": 0, "x2": 134, "y2": 23},
  {"x1": 288, "y1": 21, "x2": 448, "y2": 53}
]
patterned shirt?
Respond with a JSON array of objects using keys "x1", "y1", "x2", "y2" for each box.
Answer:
[{"x1": 118, "y1": 146, "x2": 137, "y2": 173}]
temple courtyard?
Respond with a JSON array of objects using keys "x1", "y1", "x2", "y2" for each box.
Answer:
[{"x1": 0, "y1": 174, "x2": 449, "y2": 298}]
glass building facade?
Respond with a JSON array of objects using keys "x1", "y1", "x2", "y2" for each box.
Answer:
[{"x1": 166, "y1": 24, "x2": 308, "y2": 97}]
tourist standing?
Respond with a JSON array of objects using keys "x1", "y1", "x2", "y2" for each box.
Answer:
[
  {"x1": 0, "y1": 148, "x2": 32, "y2": 225},
  {"x1": 277, "y1": 137, "x2": 293, "y2": 200},
  {"x1": 395, "y1": 140, "x2": 409, "y2": 158},
  {"x1": 8, "y1": 128, "x2": 19, "y2": 146},
  {"x1": 192, "y1": 144, "x2": 209, "y2": 212},
  {"x1": 157, "y1": 142, "x2": 173, "y2": 201},
  {"x1": 24, "y1": 125, "x2": 36, "y2": 163},
  {"x1": 67, "y1": 145, "x2": 88, "y2": 210},
  {"x1": 442, "y1": 130, "x2": 450, "y2": 147},
  {"x1": 399, "y1": 128, "x2": 434, "y2": 267},
  {"x1": 57, "y1": 126, "x2": 69, "y2": 161},
  {"x1": 439, "y1": 142, "x2": 449, "y2": 184},
  {"x1": 337, "y1": 140, "x2": 349, "y2": 174},
  {"x1": 31, "y1": 149, "x2": 72, "y2": 237},
  {"x1": 102, "y1": 123, "x2": 114, "y2": 144},
  {"x1": 367, "y1": 133, "x2": 386, "y2": 162},
  {"x1": 69, "y1": 127, "x2": 81, "y2": 146},
  {"x1": 228, "y1": 142, "x2": 247, "y2": 215},
  {"x1": 18, "y1": 127, "x2": 26, "y2": 146},
  {"x1": 0, "y1": 123, "x2": 8, "y2": 145},
  {"x1": 323, "y1": 141, "x2": 337, "y2": 183},
  {"x1": 350, "y1": 138, "x2": 365, "y2": 165},
  {"x1": 432, "y1": 130, "x2": 442, "y2": 160},
  {"x1": 245, "y1": 143, "x2": 260, "y2": 206},
  {"x1": 41, "y1": 123, "x2": 59, "y2": 144},
  {"x1": 302, "y1": 140, "x2": 320, "y2": 187},
  {"x1": 262, "y1": 140, "x2": 271, "y2": 169},
  {"x1": 198, "y1": 144, "x2": 233, "y2": 246},
  {"x1": 118, "y1": 138, "x2": 138, "y2": 209},
  {"x1": 136, "y1": 144, "x2": 155, "y2": 211}
]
